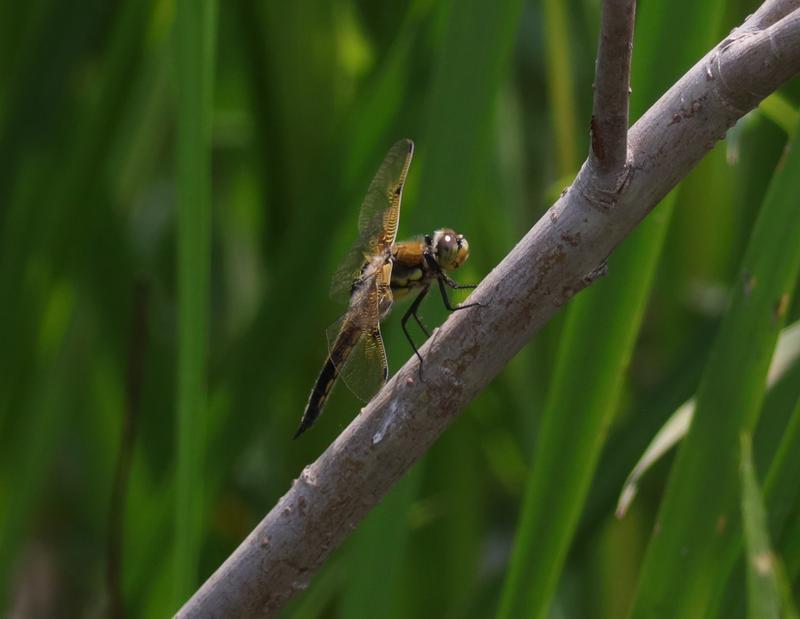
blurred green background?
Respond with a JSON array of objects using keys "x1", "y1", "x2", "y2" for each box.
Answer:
[{"x1": 1, "y1": 0, "x2": 800, "y2": 617}]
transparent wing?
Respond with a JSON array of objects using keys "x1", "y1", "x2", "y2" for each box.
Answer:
[
  {"x1": 329, "y1": 245, "x2": 372, "y2": 304},
  {"x1": 325, "y1": 323, "x2": 387, "y2": 402},
  {"x1": 356, "y1": 139, "x2": 413, "y2": 246},
  {"x1": 330, "y1": 139, "x2": 414, "y2": 302},
  {"x1": 325, "y1": 274, "x2": 393, "y2": 402}
]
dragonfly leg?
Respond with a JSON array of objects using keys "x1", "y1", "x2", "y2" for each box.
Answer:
[
  {"x1": 437, "y1": 276, "x2": 482, "y2": 312},
  {"x1": 441, "y1": 272, "x2": 478, "y2": 290},
  {"x1": 401, "y1": 286, "x2": 430, "y2": 377},
  {"x1": 424, "y1": 252, "x2": 483, "y2": 309},
  {"x1": 410, "y1": 287, "x2": 431, "y2": 336}
]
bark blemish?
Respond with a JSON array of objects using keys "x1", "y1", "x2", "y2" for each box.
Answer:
[
  {"x1": 560, "y1": 231, "x2": 581, "y2": 247},
  {"x1": 590, "y1": 115, "x2": 606, "y2": 160}
]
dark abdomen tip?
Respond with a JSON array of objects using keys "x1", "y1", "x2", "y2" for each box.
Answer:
[{"x1": 293, "y1": 356, "x2": 338, "y2": 439}]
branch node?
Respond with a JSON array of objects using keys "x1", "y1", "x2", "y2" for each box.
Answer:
[
  {"x1": 573, "y1": 157, "x2": 634, "y2": 213},
  {"x1": 710, "y1": 9, "x2": 800, "y2": 115}
]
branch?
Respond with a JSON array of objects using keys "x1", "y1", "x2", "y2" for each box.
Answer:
[
  {"x1": 590, "y1": 0, "x2": 636, "y2": 175},
  {"x1": 742, "y1": 0, "x2": 799, "y2": 32},
  {"x1": 178, "y1": 5, "x2": 800, "y2": 617}
]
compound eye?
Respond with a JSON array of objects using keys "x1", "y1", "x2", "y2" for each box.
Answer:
[{"x1": 439, "y1": 233, "x2": 456, "y2": 255}]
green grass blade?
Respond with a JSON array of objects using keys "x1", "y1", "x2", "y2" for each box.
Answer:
[
  {"x1": 629, "y1": 118, "x2": 800, "y2": 619},
  {"x1": 543, "y1": 0, "x2": 578, "y2": 175},
  {"x1": 740, "y1": 433, "x2": 781, "y2": 619},
  {"x1": 0, "y1": 285, "x2": 75, "y2": 609},
  {"x1": 617, "y1": 319, "x2": 800, "y2": 517},
  {"x1": 739, "y1": 428, "x2": 800, "y2": 619},
  {"x1": 763, "y1": 395, "x2": 800, "y2": 541},
  {"x1": 495, "y1": 1, "x2": 726, "y2": 617},
  {"x1": 695, "y1": 360, "x2": 800, "y2": 618},
  {"x1": 173, "y1": 0, "x2": 217, "y2": 607},
  {"x1": 759, "y1": 92, "x2": 799, "y2": 135},
  {"x1": 616, "y1": 398, "x2": 693, "y2": 518},
  {"x1": 0, "y1": 0, "x2": 152, "y2": 433},
  {"x1": 780, "y1": 501, "x2": 800, "y2": 591},
  {"x1": 765, "y1": 398, "x2": 800, "y2": 619},
  {"x1": 338, "y1": 470, "x2": 421, "y2": 619}
]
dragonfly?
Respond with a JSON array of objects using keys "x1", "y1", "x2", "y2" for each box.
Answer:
[{"x1": 294, "y1": 139, "x2": 479, "y2": 438}]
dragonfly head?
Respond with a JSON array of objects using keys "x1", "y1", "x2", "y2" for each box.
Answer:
[{"x1": 430, "y1": 228, "x2": 470, "y2": 271}]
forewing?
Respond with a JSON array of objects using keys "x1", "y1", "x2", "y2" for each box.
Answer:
[
  {"x1": 357, "y1": 139, "x2": 413, "y2": 249},
  {"x1": 330, "y1": 139, "x2": 414, "y2": 302}
]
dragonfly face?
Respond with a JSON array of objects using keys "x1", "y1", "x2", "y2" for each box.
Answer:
[
  {"x1": 294, "y1": 140, "x2": 479, "y2": 439},
  {"x1": 431, "y1": 229, "x2": 470, "y2": 271}
]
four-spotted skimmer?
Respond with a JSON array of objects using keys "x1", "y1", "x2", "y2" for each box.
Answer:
[{"x1": 294, "y1": 139, "x2": 478, "y2": 438}]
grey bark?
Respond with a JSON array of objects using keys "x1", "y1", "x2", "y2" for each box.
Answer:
[
  {"x1": 178, "y1": 2, "x2": 800, "y2": 617},
  {"x1": 591, "y1": 0, "x2": 636, "y2": 176}
]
